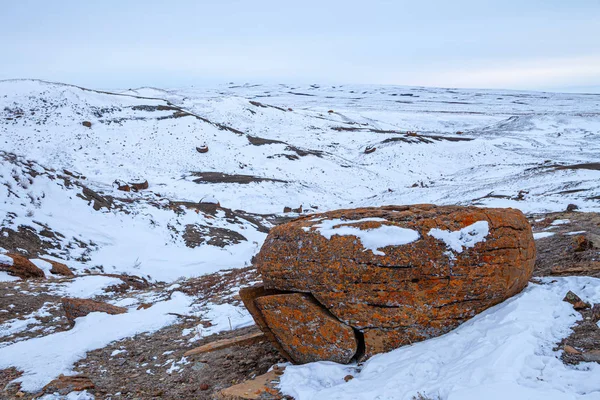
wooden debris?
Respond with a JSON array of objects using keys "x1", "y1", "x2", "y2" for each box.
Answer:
[
  {"x1": 215, "y1": 367, "x2": 285, "y2": 400},
  {"x1": 184, "y1": 331, "x2": 265, "y2": 357}
]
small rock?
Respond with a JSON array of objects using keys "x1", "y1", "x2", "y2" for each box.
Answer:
[
  {"x1": 137, "y1": 303, "x2": 152, "y2": 310},
  {"x1": 0, "y1": 253, "x2": 45, "y2": 279},
  {"x1": 130, "y1": 180, "x2": 149, "y2": 191},
  {"x1": 572, "y1": 235, "x2": 594, "y2": 252},
  {"x1": 62, "y1": 298, "x2": 127, "y2": 327},
  {"x1": 40, "y1": 257, "x2": 74, "y2": 277},
  {"x1": 592, "y1": 304, "x2": 600, "y2": 322},
  {"x1": 192, "y1": 362, "x2": 208, "y2": 372},
  {"x1": 364, "y1": 146, "x2": 376, "y2": 154},
  {"x1": 328, "y1": 110, "x2": 334, "y2": 113},
  {"x1": 283, "y1": 206, "x2": 292, "y2": 213},
  {"x1": 564, "y1": 345, "x2": 581, "y2": 355},
  {"x1": 582, "y1": 350, "x2": 600, "y2": 363},
  {"x1": 82, "y1": 121, "x2": 92, "y2": 128},
  {"x1": 42, "y1": 375, "x2": 94, "y2": 395},
  {"x1": 344, "y1": 375, "x2": 354, "y2": 382},
  {"x1": 563, "y1": 291, "x2": 591, "y2": 310},
  {"x1": 200, "y1": 383, "x2": 209, "y2": 391},
  {"x1": 197, "y1": 145, "x2": 209, "y2": 153},
  {"x1": 566, "y1": 203, "x2": 579, "y2": 212},
  {"x1": 15, "y1": 392, "x2": 25, "y2": 398}
]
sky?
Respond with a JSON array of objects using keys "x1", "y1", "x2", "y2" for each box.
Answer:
[{"x1": 1, "y1": 0, "x2": 599, "y2": 92}]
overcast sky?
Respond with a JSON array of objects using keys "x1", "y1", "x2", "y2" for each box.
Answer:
[{"x1": 1, "y1": 0, "x2": 599, "y2": 92}]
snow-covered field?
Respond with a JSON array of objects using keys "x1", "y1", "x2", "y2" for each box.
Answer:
[
  {"x1": 1, "y1": 79, "x2": 600, "y2": 398},
  {"x1": 1, "y1": 79, "x2": 599, "y2": 280}
]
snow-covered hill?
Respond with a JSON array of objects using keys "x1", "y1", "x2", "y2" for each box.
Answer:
[
  {"x1": 1, "y1": 79, "x2": 599, "y2": 281},
  {"x1": 1, "y1": 79, "x2": 600, "y2": 399}
]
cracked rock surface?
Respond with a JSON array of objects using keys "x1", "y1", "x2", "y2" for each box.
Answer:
[{"x1": 249, "y1": 204, "x2": 536, "y2": 361}]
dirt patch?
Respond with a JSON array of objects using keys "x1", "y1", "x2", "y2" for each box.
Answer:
[
  {"x1": 190, "y1": 172, "x2": 287, "y2": 185},
  {"x1": 531, "y1": 211, "x2": 600, "y2": 278},
  {"x1": 183, "y1": 224, "x2": 247, "y2": 248}
]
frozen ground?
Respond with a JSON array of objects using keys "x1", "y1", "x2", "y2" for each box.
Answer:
[{"x1": 1, "y1": 79, "x2": 599, "y2": 398}]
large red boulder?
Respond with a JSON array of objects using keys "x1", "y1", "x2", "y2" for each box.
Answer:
[{"x1": 250, "y1": 204, "x2": 535, "y2": 360}]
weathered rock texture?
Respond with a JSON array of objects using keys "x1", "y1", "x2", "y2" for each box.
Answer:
[
  {"x1": 255, "y1": 293, "x2": 358, "y2": 364},
  {"x1": 0, "y1": 253, "x2": 45, "y2": 279},
  {"x1": 249, "y1": 204, "x2": 535, "y2": 361},
  {"x1": 62, "y1": 298, "x2": 127, "y2": 326},
  {"x1": 40, "y1": 257, "x2": 74, "y2": 277}
]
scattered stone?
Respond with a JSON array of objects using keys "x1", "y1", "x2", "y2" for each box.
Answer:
[
  {"x1": 328, "y1": 110, "x2": 334, "y2": 113},
  {"x1": 197, "y1": 145, "x2": 209, "y2": 153},
  {"x1": 184, "y1": 332, "x2": 265, "y2": 356},
  {"x1": 117, "y1": 183, "x2": 131, "y2": 192},
  {"x1": 364, "y1": 145, "x2": 376, "y2": 154},
  {"x1": 572, "y1": 235, "x2": 594, "y2": 252},
  {"x1": 566, "y1": 204, "x2": 579, "y2": 212},
  {"x1": 130, "y1": 180, "x2": 149, "y2": 191},
  {"x1": 456, "y1": 131, "x2": 463, "y2": 135},
  {"x1": 255, "y1": 293, "x2": 358, "y2": 364},
  {"x1": 283, "y1": 207, "x2": 292, "y2": 213},
  {"x1": 62, "y1": 298, "x2": 127, "y2": 326},
  {"x1": 592, "y1": 304, "x2": 600, "y2": 322},
  {"x1": 0, "y1": 253, "x2": 45, "y2": 279},
  {"x1": 292, "y1": 205, "x2": 302, "y2": 213},
  {"x1": 563, "y1": 291, "x2": 591, "y2": 310},
  {"x1": 40, "y1": 257, "x2": 74, "y2": 276},
  {"x1": 252, "y1": 205, "x2": 535, "y2": 360},
  {"x1": 200, "y1": 383, "x2": 210, "y2": 391},
  {"x1": 564, "y1": 345, "x2": 581, "y2": 355},
  {"x1": 137, "y1": 303, "x2": 152, "y2": 310},
  {"x1": 82, "y1": 121, "x2": 92, "y2": 128},
  {"x1": 344, "y1": 375, "x2": 354, "y2": 382},
  {"x1": 582, "y1": 350, "x2": 600, "y2": 363},
  {"x1": 41, "y1": 374, "x2": 95, "y2": 395}
]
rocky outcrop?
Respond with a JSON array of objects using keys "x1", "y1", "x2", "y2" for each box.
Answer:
[
  {"x1": 0, "y1": 253, "x2": 45, "y2": 279},
  {"x1": 247, "y1": 204, "x2": 535, "y2": 361},
  {"x1": 41, "y1": 375, "x2": 94, "y2": 395},
  {"x1": 62, "y1": 298, "x2": 127, "y2": 326},
  {"x1": 40, "y1": 257, "x2": 74, "y2": 277}
]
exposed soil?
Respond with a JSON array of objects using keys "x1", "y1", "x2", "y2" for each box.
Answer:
[{"x1": 190, "y1": 172, "x2": 287, "y2": 185}]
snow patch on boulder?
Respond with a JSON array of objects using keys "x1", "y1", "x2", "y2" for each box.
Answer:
[{"x1": 428, "y1": 221, "x2": 489, "y2": 253}]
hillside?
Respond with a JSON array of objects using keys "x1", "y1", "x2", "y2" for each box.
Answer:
[{"x1": 1, "y1": 80, "x2": 600, "y2": 399}]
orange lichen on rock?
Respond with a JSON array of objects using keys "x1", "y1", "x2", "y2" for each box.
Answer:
[
  {"x1": 255, "y1": 293, "x2": 358, "y2": 364},
  {"x1": 248, "y1": 204, "x2": 535, "y2": 361}
]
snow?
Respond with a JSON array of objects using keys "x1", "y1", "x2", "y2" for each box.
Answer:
[
  {"x1": 49, "y1": 276, "x2": 123, "y2": 298},
  {"x1": 279, "y1": 277, "x2": 600, "y2": 400},
  {"x1": 428, "y1": 221, "x2": 489, "y2": 253},
  {"x1": 311, "y1": 218, "x2": 420, "y2": 256},
  {"x1": 566, "y1": 231, "x2": 587, "y2": 236},
  {"x1": 0, "y1": 254, "x2": 14, "y2": 266},
  {"x1": 0, "y1": 271, "x2": 20, "y2": 282},
  {"x1": 534, "y1": 232, "x2": 556, "y2": 240},
  {"x1": 185, "y1": 302, "x2": 254, "y2": 340},
  {"x1": 0, "y1": 292, "x2": 193, "y2": 392}
]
